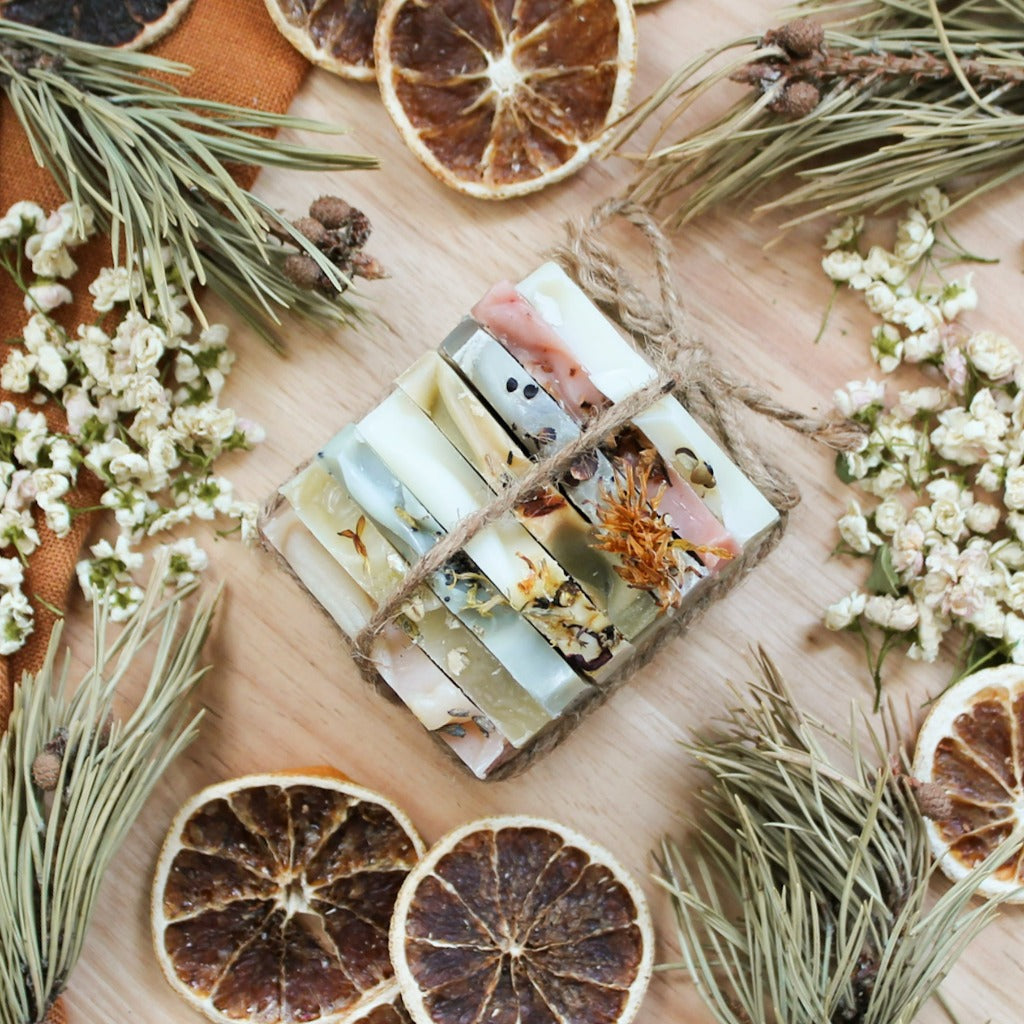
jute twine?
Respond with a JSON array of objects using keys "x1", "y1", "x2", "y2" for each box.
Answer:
[{"x1": 351, "y1": 199, "x2": 863, "y2": 661}]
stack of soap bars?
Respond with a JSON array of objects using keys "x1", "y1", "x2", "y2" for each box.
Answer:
[{"x1": 263, "y1": 264, "x2": 779, "y2": 778}]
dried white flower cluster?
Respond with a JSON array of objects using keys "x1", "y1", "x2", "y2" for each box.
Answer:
[
  {"x1": 0, "y1": 201, "x2": 262, "y2": 650},
  {"x1": 821, "y1": 189, "x2": 1024, "y2": 698}
]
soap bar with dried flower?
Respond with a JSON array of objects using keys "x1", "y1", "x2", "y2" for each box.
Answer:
[
  {"x1": 279, "y1": 463, "x2": 557, "y2": 749},
  {"x1": 262, "y1": 502, "x2": 512, "y2": 778},
  {"x1": 264, "y1": 262, "x2": 781, "y2": 778},
  {"x1": 319, "y1": 424, "x2": 593, "y2": 718}
]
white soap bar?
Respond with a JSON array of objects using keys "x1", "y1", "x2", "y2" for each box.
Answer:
[{"x1": 516, "y1": 262, "x2": 779, "y2": 546}]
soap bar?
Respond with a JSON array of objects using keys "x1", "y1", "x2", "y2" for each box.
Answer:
[
  {"x1": 319, "y1": 425, "x2": 592, "y2": 718},
  {"x1": 264, "y1": 263, "x2": 782, "y2": 779},
  {"x1": 262, "y1": 503, "x2": 511, "y2": 778},
  {"x1": 357, "y1": 390, "x2": 631, "y2": 682},
  {"x1": 280, "y1": 463, "x2": 557, "y2": 748}
]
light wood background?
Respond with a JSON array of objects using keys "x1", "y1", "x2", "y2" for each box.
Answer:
[{"x1": 62, "y1": 3, "x2": 1024, "y2": 1022}]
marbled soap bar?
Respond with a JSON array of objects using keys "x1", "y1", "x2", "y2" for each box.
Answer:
[
  {"x1": 265, "y1": 262, "x2": 782, "y2": 778},
  {"x1": 280, "y1": 463, "x2": 556, "y2": 748},
  {"x1": 319, "y1": 425, "x2": 592, "y2": 717},
  {"x1": 262, "y1": 502, "x2": 511, "y2": 779}
]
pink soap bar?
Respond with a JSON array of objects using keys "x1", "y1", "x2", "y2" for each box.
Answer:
[{"x1": 474, "y1": 282, "x2": 738, "y2": 563}]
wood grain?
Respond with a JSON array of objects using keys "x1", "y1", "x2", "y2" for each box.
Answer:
[{"x1": 60, "y1": 3, "x2": 1024, "y2": 1022}]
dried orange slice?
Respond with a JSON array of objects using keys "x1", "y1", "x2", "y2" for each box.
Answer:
[
  {"x1": 373, "y1": 0, "x2": 638, "y2": 199},
  {"x1": 913, "y1": 665, "x2": 1024, "y2": 901},
  {"x1": 152, "y1": 769, "x2": 425, "y2": 1023},
  {"x1": 390, "y1": 816, "x2": 654, "y2": 1024},
  {"x1": 263, "y1": 0, "x2": 381, "y2": 80},
  {"x1": 0, "y1": 0, "x2": 194, "y2": 49}
]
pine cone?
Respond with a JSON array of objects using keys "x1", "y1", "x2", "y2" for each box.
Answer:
[
  {"x1": 283, "y1": 253, "x2": 325, "y2": 291},
  {"x1": 914, "y1": 782, "x2": 954, "y2": 821},
  {"x1": 326, "y1": 210, "x2": 371, "y2": 253},
  {"x1": 32, "y1": 751, "x2": 62, "y2": 791},
  {"x1": 769, "y1": 80, "x2": 821, "y2": 118},
  {"x1": 292, "y1": 216, "x2": 330, "y2": 248},
  {"x1": 309, "y1": 196, "x2": 354, "y2": 230},
  {"x1": 774, "y1": 18, "x2": 825, "y2": 58}
]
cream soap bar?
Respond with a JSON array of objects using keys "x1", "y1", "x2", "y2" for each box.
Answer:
[
  {"x1": 357, "y1": 391, "x2": 631, "y2": 683},
  {"x1": 262, "y1": 504, "x2": 510, "y2": 779},
  {"x1": 280, "y1": 463, "x2": 555, "y2": 748},
  {"x1": 319, "y1": 425, "x2": 592, "y2": 717}
]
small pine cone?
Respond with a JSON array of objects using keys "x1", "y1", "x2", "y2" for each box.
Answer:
[
  {"x1": 32, "y1": 750, "x2": 62, "y2": 791},
  {"x1": 769, "y1": 80, "x2": 821, "y2": 118},
  {"x1": 292, "y1": 216, "x2": 330, "y2": 248},
  {"x1": 774, "y1": 18, "x2": 825, "y2": 58},
  {"x1": 309, "y1": 196, "x2": 354, "y2": 230},
  {"x1": 283, "y1": 253, "x2": 324, "y2": 291},
  {"x1": 914, "y1": 781, "x2": 954, "y2": 821}
]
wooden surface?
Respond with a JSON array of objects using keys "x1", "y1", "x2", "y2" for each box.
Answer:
[{"x1": 60, "y1": 3, "x2": 1024, "y2": 1022}]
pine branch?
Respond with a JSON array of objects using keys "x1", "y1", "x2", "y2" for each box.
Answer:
[
  {"x1": 0, "y1": 572, "x2": 216, "y2": 1024},
  {"x1": 0, "y1": 20, "x2": 379, "y2": 346},
  {"x1": 662, "y1": 652, "x2": 1004, "y2": 1024},
  {"x1": 615, "y1": 0, "x2": 1024, "y2": 229}
]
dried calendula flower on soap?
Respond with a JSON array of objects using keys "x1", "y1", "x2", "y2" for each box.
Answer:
[{"x1": 594, "y1": 454, "x2": 732, "y2": 610}]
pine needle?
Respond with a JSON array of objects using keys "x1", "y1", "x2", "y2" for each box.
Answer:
[
  {"x1": 615, "y1": 0, "x2": 1024, "y2": 229},
  {"x1": 0, "y1": 20, "x2": 378, "y2": 345},
  {"x1": 662, "y1": 650, "x2": 1007, "y2": 1024},
  {"x1": 0, "y1": 570, "x2": 217, "y2": 1024}
]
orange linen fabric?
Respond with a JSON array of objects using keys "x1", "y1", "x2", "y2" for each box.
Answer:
[{"x1": 0, "y1": 0, "x2": 310, "y2": 727}]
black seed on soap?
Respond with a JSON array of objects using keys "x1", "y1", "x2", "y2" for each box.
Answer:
[
  {"x1": 506, "y1": 378, "x2": 518, "y2": 392},
  {"x1": 523, "y1": 384, "x2": 539, "y2": 399}
]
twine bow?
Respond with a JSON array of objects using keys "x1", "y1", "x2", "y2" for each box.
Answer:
[{"x1": 351, "y1": 199, "x2": 864, "y2": 667}]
